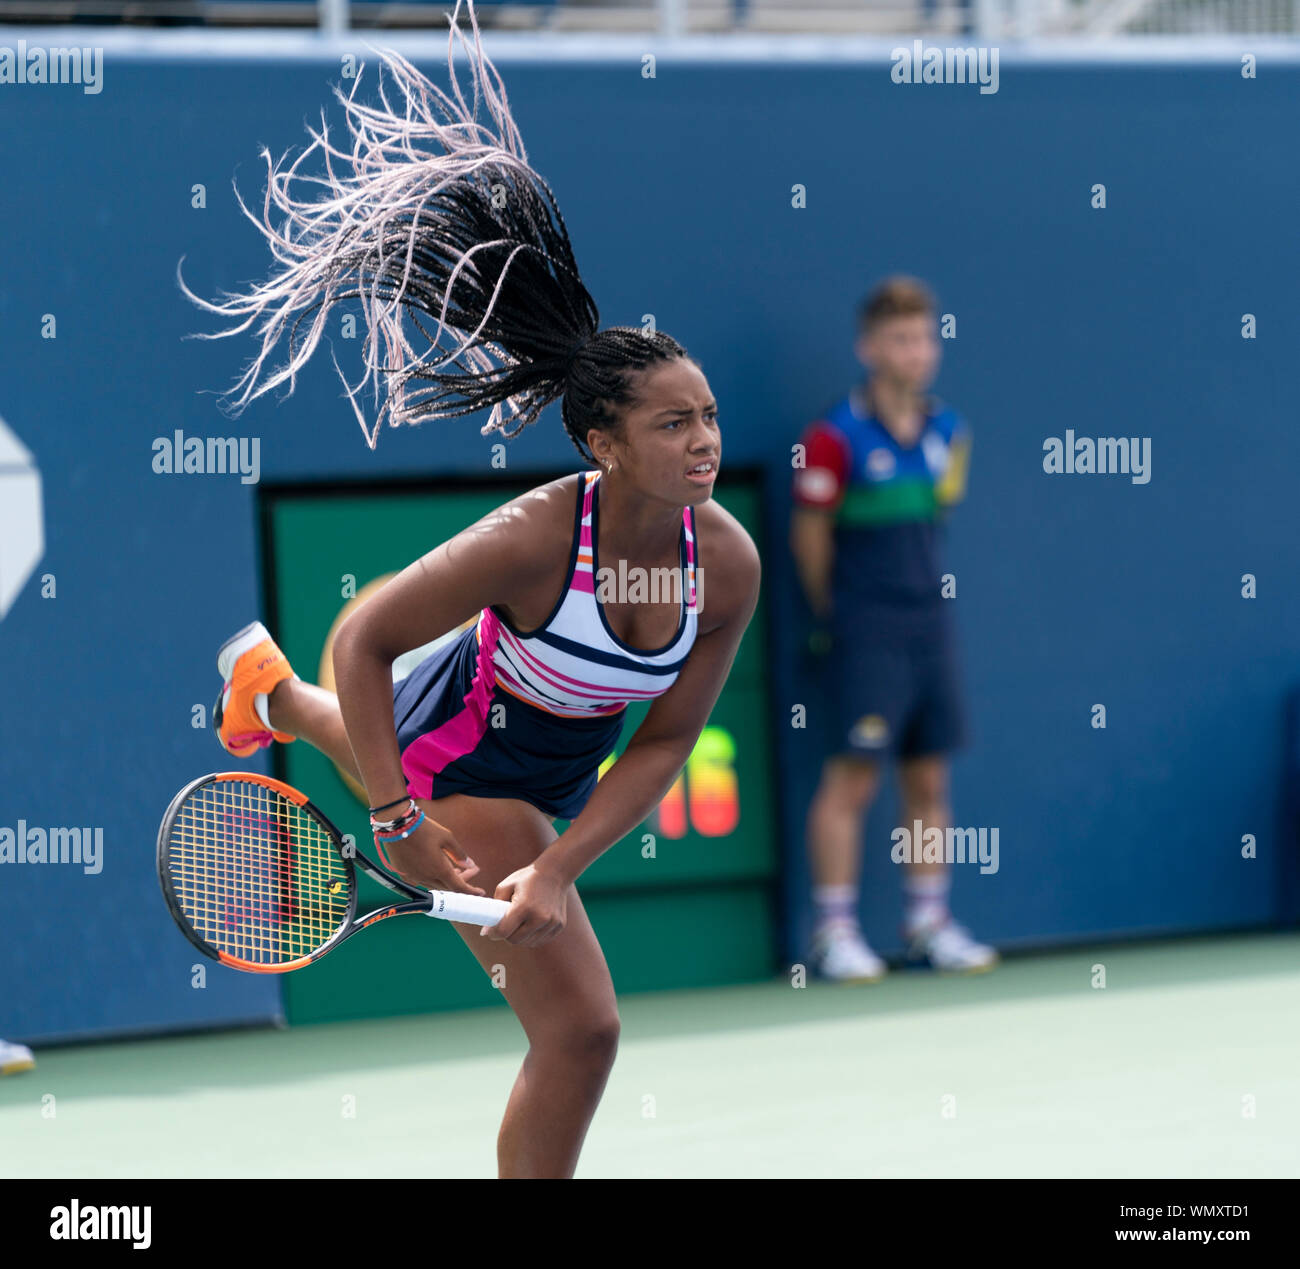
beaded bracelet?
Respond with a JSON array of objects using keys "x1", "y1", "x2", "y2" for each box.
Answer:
[
  {"x1": 373, "y1": 810, "x2": 425, "y2": 843},
  {"x1": 373, "y1": 813, "x2": 420, "y2": 839},
  {"x1": 369, "y1": 798, "x2": 418, "y2": 831}
]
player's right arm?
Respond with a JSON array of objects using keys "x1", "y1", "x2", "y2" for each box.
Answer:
[
  {"x1": 790, "y1": 420, "x2": 850, "y2": 621},
  {"x1": 328, "y1": 479, "x2": 570, "y2": 891}
]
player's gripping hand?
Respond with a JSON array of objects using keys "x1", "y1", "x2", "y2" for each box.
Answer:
[
  {"x1": 380, "y1": 814, "x2": 487, "y2": 897},
  {"x1": 480, "y1": 856, "x2": 569, "y2": 949}
]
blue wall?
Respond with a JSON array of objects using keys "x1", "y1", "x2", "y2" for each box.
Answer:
[{"x1": 2, "y1": 41, "x2": 1296, "y2": 1041}]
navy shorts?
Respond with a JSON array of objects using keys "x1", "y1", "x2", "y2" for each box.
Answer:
[
  {"x1": 392, "y1": 623, "x2": 626, "y2": 821},
  {"x1": 828, "y1": 630, "x2": 966, "y2": 761}
]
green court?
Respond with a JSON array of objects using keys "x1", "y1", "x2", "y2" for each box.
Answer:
[{"x1": 4, "y1": 933, "x2": 1296, "y2": 1179}]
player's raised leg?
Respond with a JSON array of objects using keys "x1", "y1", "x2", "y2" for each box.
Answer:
[{"x1": 263, "y1": 679, "x2": 361, "y2": 781}]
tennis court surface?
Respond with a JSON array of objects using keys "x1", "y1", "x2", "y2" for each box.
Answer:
[{"x1": 4, "y1": 932, "x2": 1295, "y2": 1179}]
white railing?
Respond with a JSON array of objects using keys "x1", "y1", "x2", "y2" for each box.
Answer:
[
  {"x1": 0, "y1": 0, "x2": 1294, "y2": 38},
  {"x1": 966, "y1": 0, "x2": 1297, "y2": 36}
]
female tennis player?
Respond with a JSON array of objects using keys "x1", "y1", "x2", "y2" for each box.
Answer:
[{"x1": 181, "y1": 1, "x2": 760, "y2": 1178}]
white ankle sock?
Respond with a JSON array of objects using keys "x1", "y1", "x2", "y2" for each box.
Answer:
[
  {"x1": 812, "y1": 883, "x2": 858, "y2": 932},
  {"x1": 903, "y1": 871, "x2": 951, "y2": 932}
]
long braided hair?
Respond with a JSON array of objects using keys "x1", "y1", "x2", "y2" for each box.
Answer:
[{"x1": 177, "y1": 0, "x2": 687, "y2": 462}]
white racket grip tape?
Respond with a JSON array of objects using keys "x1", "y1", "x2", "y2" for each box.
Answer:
[{"x1": 427, "y1": 890, "x2": 511, "y2": 926}]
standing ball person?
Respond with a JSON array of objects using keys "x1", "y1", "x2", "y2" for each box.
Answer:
[
  {"x1": 181, "y1": 2, "x2": 759, "y2": 1178},
  {"x1": 790, "y1": 277, "x2": 997, "y2": 982}
]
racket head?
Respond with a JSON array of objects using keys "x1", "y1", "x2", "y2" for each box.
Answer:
[{"x1": 157, "y1": 772, "x2": 357, "y2": 973}]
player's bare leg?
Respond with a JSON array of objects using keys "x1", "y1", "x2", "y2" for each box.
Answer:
[
  {"x1": 414, "y1": 792, "x2": 619, "y2": 1179},
  {"x1": 263, "y1": 678, "x2": 359, "y2": 779},
  {"x1": 265, "y1": 682, "x2": 618, "y2": 1178}
]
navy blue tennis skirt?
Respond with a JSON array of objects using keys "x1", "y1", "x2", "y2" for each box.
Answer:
[{"x1": 392, "y1": 621, "x2": 627, "y2": 821}]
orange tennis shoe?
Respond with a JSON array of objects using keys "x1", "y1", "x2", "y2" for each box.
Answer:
[{"x1": 213, "y1": 621, "x2": 298, "y2": 757}]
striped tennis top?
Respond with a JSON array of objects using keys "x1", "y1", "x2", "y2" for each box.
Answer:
[{"x1": 473, "y1": 469, "x2": 700, "y2": 718}]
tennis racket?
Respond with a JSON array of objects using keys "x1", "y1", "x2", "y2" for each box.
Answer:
[{"x1": 157, "y1": 771, "x2": 509, "y2": 973}]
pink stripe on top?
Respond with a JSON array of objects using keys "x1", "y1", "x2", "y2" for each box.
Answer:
[
  {"x1": 479, "y1": 470, "x2": 699, "y2": 718},
  {"x1": 402, "y1": 471, "x2": 702, "y2": 767}
]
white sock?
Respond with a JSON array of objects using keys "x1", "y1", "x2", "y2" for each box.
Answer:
[
  {"x1": 253, "y1": 672, "x2": 298, "y2": 731},
  {"x1": 813, "y1": 883, "x2": 858, "y2": 932},
  {"x1": 903, "y1": 871, "x2": 951, "y2": 932}
]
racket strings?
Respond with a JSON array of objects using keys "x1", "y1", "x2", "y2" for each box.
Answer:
[{"x1": 166, "y1": 779, "x2": 352, "y2": 965}]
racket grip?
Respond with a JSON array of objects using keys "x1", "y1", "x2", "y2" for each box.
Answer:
[{"x1": 427, "y1": 890, "x2": 511, "y2": 926}]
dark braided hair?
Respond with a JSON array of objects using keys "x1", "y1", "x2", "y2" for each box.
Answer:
[
  {"x1": 561, "y1": 328, "x2": 689, "y2": 465},
  {"x1": 176, "y1": 0, "x2": 689, "y2": 459}
]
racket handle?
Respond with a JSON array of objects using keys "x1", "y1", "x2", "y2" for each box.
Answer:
[{"x1": 427, "y1": 890, "x2": 511, "y2": 926}]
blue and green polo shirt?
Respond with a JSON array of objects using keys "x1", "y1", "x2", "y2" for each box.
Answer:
[{"x1": 792, "y1": 381, "x2": 971, "y2": 641}]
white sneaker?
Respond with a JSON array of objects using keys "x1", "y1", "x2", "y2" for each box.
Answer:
[
  {"x1": 0, "y1": 1039, "x2": 35, "y2": 1075},
  {"x1": 810, "y1": 921, "x2": 888, "y2": 982},
  {"x1": 905, "y1": 918, "x2": 999, "y2": 973}
]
